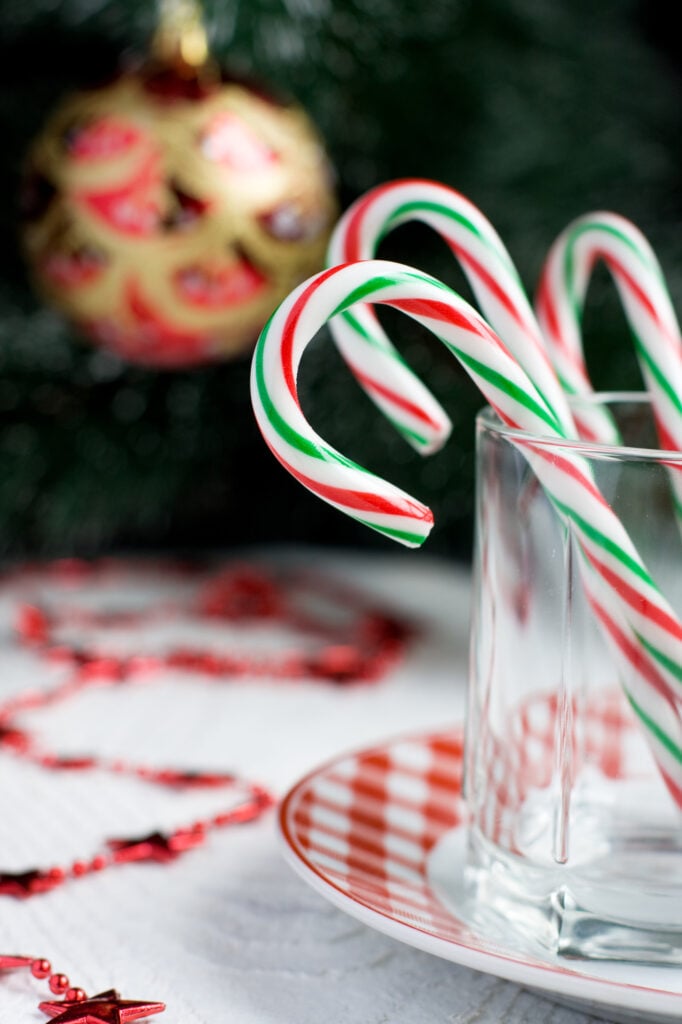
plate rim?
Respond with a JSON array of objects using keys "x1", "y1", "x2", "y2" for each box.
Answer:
[{"x1": 278, "y1": 726, "x2": 682, "y2": 1018}]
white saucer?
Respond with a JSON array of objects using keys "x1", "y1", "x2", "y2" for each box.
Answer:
[{"x1": 278, "y1": 727, "x2": 682, "y2": 1023}]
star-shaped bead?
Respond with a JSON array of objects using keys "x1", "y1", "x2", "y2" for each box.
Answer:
[
  {"x1": 0, "y1": 869, "x2": 61, "y2": 897},
  {"x1": 39, "y1": 989, "x2": 165, "y2": 1024},
  {"x1": 107, "y1": 829, "x2": 204, "y2": 864},
  {"x1": 152, "y1": 768, "x2": 235, "y2": 789},
  {"x1": 0, "y1": 725, "x2": 29, "y2": 750}
]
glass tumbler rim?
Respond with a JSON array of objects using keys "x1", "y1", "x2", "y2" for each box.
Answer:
[{"x1": 477, "y1": 390, "x2": 682, "y2": 464}]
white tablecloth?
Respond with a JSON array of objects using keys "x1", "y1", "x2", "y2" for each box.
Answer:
[{"x1": 0, "y1": 549, "x2": 611, "y2": 1023}]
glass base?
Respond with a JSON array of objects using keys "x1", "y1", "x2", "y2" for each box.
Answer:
[{"x1": 465, "y1": 828, "x2": 682, "y2": 965}]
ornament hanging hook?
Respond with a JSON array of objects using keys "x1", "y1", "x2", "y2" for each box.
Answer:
[{"x1": 152, "y1": 0, "x2": 210, "y2": 71}]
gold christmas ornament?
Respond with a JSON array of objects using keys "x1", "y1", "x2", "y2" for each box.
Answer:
[{"x1": 21, "y1": 0, "x2": 337, "y2": 367}]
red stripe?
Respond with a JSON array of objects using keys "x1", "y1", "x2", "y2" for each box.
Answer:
[
  {"x1": 588, "y1": 553, "x2": 682, "y2": 644},
  {"x1": 344, "y1": 190, "x2": 381, "y2": 262},
  {"x1": 536, "y1": 269, "x2": 561, "y2": 340},
  {"x1": 344, "y1": 181, "x2": 546, "y2": 364},
  {"x1": 536, "y1": 267, "x2": 592, "y2": 380},
  {"x1": 597, "y1": 247, "x2": 681, "y2": 354},
  {"x1": 573, "y1": 416, "x2": 602, "y2": 443},
  {"x1": 343, "y1": 178, "x2": 468, "y2": 263},
  {"x1": 599, "y1": 249, "x2": 664, "y2": 328},
  {"x1": 346, "y1": 360, "x2": 442, "y2": 430},
  {"x1": 448, "y1": 241, "x2": 559, "y2": 379},
  {"x1": 449, "y1": 240, "x2": 529, "y2": 331},
  {"x1": 524, "y1": 443, "x2": 609, "y2": 510},
  {"x1": 588, "y1": 594, "x2": 677, "y2": 705},
  {"x1": 343, "y1": 177, "x2": 532, "y2": 341},
  {"x1": 649, "y1": 411, "x2": 682, "y2": 468},
  {"x1": 651, "y1": 409, "x2": 682, "y2": 463},
  {"x1": 280, "y1": 266, "x2": 343, "y2": 399},
  {"x1": 261, "y1": 433, "x2": 433, "y2": 523},
  {"x1": 653, "y1": 410, "x2": 677, "y2": 451},
  {"x1": 387, "y1": 297, "x2": 489, "y2": 338},
  {"x1": 660, "y1": 766, "x2": 682, "y2": 808}
]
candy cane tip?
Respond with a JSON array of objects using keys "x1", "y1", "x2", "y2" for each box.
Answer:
[
  {"x1": 414, "y1": 428, "x2": 451, "y2": 457},
  {"x1": 373, "y1": 522, "x2": 433, "y2": 549}
]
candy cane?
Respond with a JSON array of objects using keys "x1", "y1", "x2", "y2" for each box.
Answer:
[
  {"x1": 327, "y1": 178, "x2": 575, "y2": 452},
  {"x1": 325, "y1": 181, "x2": 682, "y2": 706},
  {"x1": 250, "y1": 259, "x2": 682, "y2": 804},
  {"x1": 536, "y1": 212, "x2": 682, "y2": 452}
]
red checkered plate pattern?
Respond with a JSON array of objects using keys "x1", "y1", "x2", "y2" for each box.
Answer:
[{"x1": 279, "y1": 727, "x2": 682, "y2": 1023}]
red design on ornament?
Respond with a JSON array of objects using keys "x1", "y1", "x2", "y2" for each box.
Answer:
[
  {"x1": 78, "y1": 152, "x2": 162, "y2": 237},
  {"x1": 201, "y1": 112, "x2": 277, "y2": 171},
  {"x1": 41, "y1": 248, "x2": 106, "y2": 289},
  {"x1": 174, "y1": 257, "x2": 267, "y2": 309},
  {"x1": 68, "y1": 118, "x2": 144, "y2": 162},
  {"x1": 259, "y1": 203, "x2": 325, "y2": 243},
  {"x1": 83, "y1": 282, "x2": 217, "y2": 368}
]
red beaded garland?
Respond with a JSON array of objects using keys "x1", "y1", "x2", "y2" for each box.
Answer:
[
  {"x1": 32, "y1": 959, "x2": 51, "y2": 979},
  {"x1": 0, "y1": 558, "x2": 411, "y2": 899},
  {"x1": 64, "y1": 987, "x2": 87, "y2": 1002},
  {"x1": 49, "y1": 973, "x2": 70, "y2": 994},
  {"x1": 0, "y1": 950, "x2": 165, "y2": 1021}
]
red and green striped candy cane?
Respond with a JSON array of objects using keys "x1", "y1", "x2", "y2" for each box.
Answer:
[
  {"x1": 536, "y1": 212, "x2": 682, "y2": 453},
  {"x1": 250, "y1": 258, "x2": 682, "y2": 802},
  {"x1": 326, "y1": 182, "x2": 682, "y2": 706},
  {"x1": 325, "y1": 185, "x2": 682, "y2": 702},
  {"x1": 326, "y1": 178, "x2": 575, "y2": 452}
]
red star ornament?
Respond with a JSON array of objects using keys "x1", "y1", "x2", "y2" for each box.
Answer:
[
  {"x1": 0, "y1": 869, "x2": 62, "y2": 897},
  {"x1": 108, "y1": 828, "x2": 204, "y2": 863},
  {"x1": 151, "y1": 768, "x2": 236, "y2": 788},
  {"x1": 40, "y1": 989, "x2": 165, "y2": 1024}
]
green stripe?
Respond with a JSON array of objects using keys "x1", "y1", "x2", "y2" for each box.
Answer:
[
  {"x1": 636, "y1": 631, "x2": 682, "y2": 685},
  {"x1": 633, "y1": 330, "x2": 682, "y2": 417},
  {"x1": 554, "y1": 499, "x2": 655, "y2": 589},
  {"x1": 356, "y1": 517, "x2": 427, "y2": 546},
  {"x1": 564, "y1": 220, "x2": 665, "y2": 324},
  {"x1": 385, "y1": 414, "x2": 430, "y2": 448},
  {"x1": 330, "y1": 276, "x2": 403, "y2": 319},
  {"x1": 334, "y1": 313, "x2": 430, "y2": 445},
  {"x1": 569, "y1": 544, "x2": 675, "y2": 688},
  {"x1": 556, "y1": 369, "x2": 579, "y2": 396},
  {"x1": 381, "y1": 200, "x2": 523, "y2": 286},
  {"x1": 331, "y1": 268, "x2": 452, "y2": 321},
  {"x1": 563, "y1": 238, "x2": 581, "y2": 325},
  {"x1": 626, "y1": 691, "x2": 682, "y2": 765},
  {"x1": 454, "y1": 349, "x2": 562, "y2": 435},
  {"x1": 339, "y1": 311, "x2": 411, "y2": 372},
  {"x1": 340, "y1": 309, "x2": 378, "y2": 346},
  {"x1": 254, "y1": 320, "x2": 367, "y2": 473},
  {"x1": 384, "y1": 201, "x2": 485, "y2": 243},
  {"x1": 568, "y1": 220, "x2": 661, "y2": 274}
]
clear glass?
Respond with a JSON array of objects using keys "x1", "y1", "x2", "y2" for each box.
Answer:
[{"x1": 464, "y1": 393, "x2": 682, "y2": 964}]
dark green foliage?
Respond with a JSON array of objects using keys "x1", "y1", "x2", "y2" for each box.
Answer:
[{"x1": 0, "y1": 0, "x2": 680, "y2": 556}]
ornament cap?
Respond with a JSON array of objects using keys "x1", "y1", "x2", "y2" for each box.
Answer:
[{"x1": 151, "y1": 0, "x2": 210, "y2": 72}]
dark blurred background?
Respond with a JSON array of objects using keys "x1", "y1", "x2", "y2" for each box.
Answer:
[{"x1": 0, "y1": 0, "x2": 681, "y2": 559}]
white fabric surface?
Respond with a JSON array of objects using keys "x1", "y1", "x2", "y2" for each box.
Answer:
[{"x1": 0, "y1": 549, "x2": 611, "y2": 1023}]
